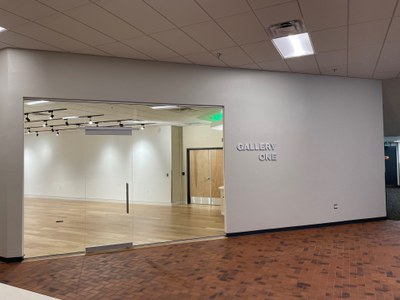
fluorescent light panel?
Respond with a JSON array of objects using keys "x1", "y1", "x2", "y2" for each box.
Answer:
[
  {"x1": 63, "y1": 116, "x2": 79, "y2": 120},
  {"x1": 151, "y1": 105, "x2": 179, "y2": 110},
  {"x1": 272, "y1": 32, "x2": 314, "y2": 59},
  {"x1": 25, "y1": 100, "x2": 49, "y2": 106}
]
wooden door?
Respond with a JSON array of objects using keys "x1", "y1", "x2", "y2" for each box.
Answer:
[
  {"x1": 189, "y1": 150, "x2": 211, "y2": 198},
  {"x1": 188, "y1": 148, "x2": 224, "y2": 204}
]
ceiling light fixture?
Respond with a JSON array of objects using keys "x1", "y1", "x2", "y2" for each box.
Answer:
[
  {"x1": 63, "y1": 116, "x2": 79, "y2": 120},
  {"x1": 49, "y1": 111, "x2": 54, "y2": 119},
  {"x1": 119, "y1": 121, "x2": 124, "y2": 127},
  {"x1": 267, "y1": 20, "x2": 314, "y2": 59},
  {"x1": 43, "y1": 121, "x2": 48, "y2": 127},
  {"x1": 25, "y1": 100, "x2": 49, "y2": 106},
  {"x1": 140, "y1": 124, "x2": 145, "y2": 130},
  {"x1": 151, "y1": 105, "x2": 180, "y2": 110},
  {"x1": 56, "y1": 130, "x2": 59, "y2": 136},
  {"x1": 88, "y1": 117, "x2": 93, "y2": 125},
  {"x1": 25, "y1": 114, "x2": 30, "y2": 122},
  {"x1": 36, "y1": 132, "x2": 39, "y2": 137},
  {"x1": 0, "y1": 26, "x2": 7, "y2": 33},
  {"x1": 65, "y1": 120, "x2": 69, "y2": 126}
]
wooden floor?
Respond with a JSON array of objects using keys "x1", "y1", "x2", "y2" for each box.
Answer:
[
  {"x1": 24, "y1": 198, "x2": 225, "y2": 258},
  {"x1": 2, "y1": 220, "x2": 400, "y2": 299}
]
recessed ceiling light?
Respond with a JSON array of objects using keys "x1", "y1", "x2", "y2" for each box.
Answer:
[
  {"x1": 272, "y1": 33, "x2": 314, "y2": 59},
  {"x1": 267, "y1": 20, "x2": 314, "y2": 59},
  {"x1": 0, "y1": 26, "x2": 6, "y2": 33},
  {"x1": 25, "y1": 100, "x2": 49, "y2": 105},
  {"x1": 151, "y1": 105, "x2": 180, "y2": 110}
]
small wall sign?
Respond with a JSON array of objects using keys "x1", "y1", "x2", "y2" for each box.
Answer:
[{"x1": 236, "y1": 142, "x2": 277, "y2": 162}]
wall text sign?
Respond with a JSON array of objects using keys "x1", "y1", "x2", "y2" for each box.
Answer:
[{"x1": 236, "y1": 142, "x2": 277, "y2": 162}]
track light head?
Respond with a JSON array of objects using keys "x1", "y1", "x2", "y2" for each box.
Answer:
[
  {"x1": 119, "y1": 121, "x2": 123, "y2": 127},
  {"x1": 65, "y1": 121, "x2": 69, "y2": 126},
  {"x1": 56, "y1": 130, "x2": 59, "y2": 136},
  {"x1": 25, "y1": 114, "x2": 30, "y2": 122},
  {"x1": 51, "y1": 126, "x2": 54, "y2": 132},
  {"x1": 36, "y1": 132, "x2": 39, "y2": 137},
  {"x1": 140, "y1": 124, "x2": 145, "y2": 130},
  {"x1": 88, "y1": 117, "x2": 93, "y2": 125},
  {"x1": 43, "y1": 121, "x2": 48, "y2": 127},
  {"x1": 49, "y1": 111, "x2": 54, "y2": 119}
]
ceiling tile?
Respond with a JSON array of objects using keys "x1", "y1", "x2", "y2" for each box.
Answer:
[
  {"x1": 348, "y1": 63, "x2": 375, "y2": 78},
  {"x1": 236, "y1": 63, "x2": 261, "y2": 70},
  {"x1": 349, "y1": 19, "x2": 390, "y2": 48},
  {"x1": 248, "y1": 0, "x2": 294, "y2": 10},
  {"x1": 217, "y1": 12, "x2": 268, "y2": 45},
  {"x1": 396, "y1": 3, "x2": 400, "y2": 17},
  {"x1": 151, "y1": 29, "x2": 205, "y2": 55},
  {"x1": 72, "y1": 47, "x2": 110, "y2": 56},
  {"x1": 95, "y1": 0, "x2": 175, "y2": 34},
  {"x1": 185, "y1": 52, "x2": 226, "y2": 67},
  {"x1": 124, "y1": 35, "x2": 179, "y2": 60},
  {"x1": 0, "y1": 41, "x2": 8, "y2": 49},
  {"x1": 144, "y1": 0, "x2": 210, "y2": 27},
  {"x1": 65, "y1": 4, "x2": 143, "y2": 41},
  {"x1": 257, "y1": 59, "x2": 290, "y2": 72},
  {"x1": 299, "y1": 0, "x2": 347, "y2": 32},
  {"x1": 12, "y1": 22, "x2": 87, "y2": 51},
  {"x1": 213, "y1": 46, "x2": 253, "y2": 66},
  {"x1": 349, "y1": 0, "x2": 397, "y2": 24},
  {"x1": 255, "y1": 1, "x2": 302, "y2": 28},
  {"x1": 348, "y1": 45, "x2": 381, "y2": 65},
  {"x1": 96, "y1": 42, "x2": 152, "y2": 60},
  {"x1": 37, "y1": 0, "x2": 90, "y2": 11},
  {"x1": 386, "y1": 17, "x2": 400, "y2": 43},
  {"x1": 320, "y1": 65, "x2": 347, "y2": 77},
  {"x1": 196, "y1": 0, "x2": 250, "y2": 19},
  {"x1": 0, "y1": 30, "x2": 60, "y2": 51},
  {"x1": 286, "y1": 56, "x2": 320, "y2": 73},
  {"x1": 310, "y1": 26, "x2": 347, "y2": 53},
  {"x1": 241, "y1": 40, "x2": 280, "y2": 62},
  {"x1": 315, "y1": 49, "x2": 347, "y2": 68},
  {"x1": 376, "y1": 41, "x2": 400, "y2": 67},
  {"x1": 37, "y1": 13, "x2": 114, "y2": 46},
  {"x1": 161, "y1": 56, "x2": 191, "y2": 64},
  {"x1": 0, "y1": 0, "x2": 56, "y2": 20},
  {"x1": 182, "y1": 21, "x2": 235, "y2": 50},
  {"x1": 0, "y1": 8, "x2": 29, "y2": 29}
]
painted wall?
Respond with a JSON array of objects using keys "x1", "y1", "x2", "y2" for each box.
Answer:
[
  {"x1": 0, "y1": 49, "x2": 386, "y2": 258},
  {"x1": 383, "y1": 78, "x2": 400, "y2": 136},
  {"x1": 24, "y1": 126, "x2": 172, "y2": 205}
]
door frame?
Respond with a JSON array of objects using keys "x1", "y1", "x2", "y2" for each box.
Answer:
[{"x1": 186, "y1": 147, "x2": 223, "y2": 204}]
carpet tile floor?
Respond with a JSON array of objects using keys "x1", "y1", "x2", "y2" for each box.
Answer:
[{"x1": 1, "y1": 220, "x2": 400, "y2": 299}]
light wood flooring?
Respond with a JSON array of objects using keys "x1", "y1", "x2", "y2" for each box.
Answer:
[{"x1": 24, "y1": 197, "x2": 225, "y2": 258}]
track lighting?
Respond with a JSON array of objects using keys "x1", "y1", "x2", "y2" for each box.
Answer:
[
  {"x1": 36, "y1": 132, "x2": 39, "y2": 137},
  {"x1": 140, "y1": 124, "x2": 145, "y2": 130},
  {"x1": 56, "y1": 130, "x2": 59, "y2": 136},
  {"x1": 43, "y1": 121, "x2": 48, "y2": 127},
  {"x1": 119, "y1": 121, "x2": 124, "y2": 127},
  {"x1": 27, "y1": 128, "x2": 31, "y2": 134},
  {"x1": 88, "y1": 117, "x2": 93, "y2": 125},
  {"x1": 65, "y1": 121, "x2": 69, "y2": 126},
  {"x1": 49, "y1": 111, "x2": 54, "y2": 120},
  {"x1": 95, "y1": 122, "x2": 99, "y2": 127},
  {"x1": 51, "y1": 126, "x2": 54, "y2": 132},
  {"x1": 25, "y1": 114, "x2": 30, "y2": 122}
]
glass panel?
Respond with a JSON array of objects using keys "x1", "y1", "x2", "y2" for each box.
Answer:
[
  {"x1": 84, "y1": 133, "x2": 133, "y2": 251},
  {"x1": 24, "y1": 129, "x2": 86, "y2": 257}
]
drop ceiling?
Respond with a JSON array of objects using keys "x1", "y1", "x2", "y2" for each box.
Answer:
[
  {"x1": 1, "y1": 0, "x2": 400, "y2": 79},
  {"x1": 24, "y1": 100, "x2": 223, "y2": 135}
]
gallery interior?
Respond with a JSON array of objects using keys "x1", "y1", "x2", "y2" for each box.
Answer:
[{"x1": 23, "y1": 100, "x2": 225, "y2": 257}]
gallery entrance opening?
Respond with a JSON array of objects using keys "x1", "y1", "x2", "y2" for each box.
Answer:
[{"x1": 23, "y1": 99, "x2": 225, "y2": 258}]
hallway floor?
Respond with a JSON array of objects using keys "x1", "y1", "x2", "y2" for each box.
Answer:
[{"x1": 1, "y1": 220, "x2": 400, "y2": 299}]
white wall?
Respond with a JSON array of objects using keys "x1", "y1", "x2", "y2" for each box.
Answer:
[
  {"x1": 24, "y1": 126, "x2": 171, "y2": 205},
  {"x1": 0, "y1": 49, "x2": 386, "y2": 258}
]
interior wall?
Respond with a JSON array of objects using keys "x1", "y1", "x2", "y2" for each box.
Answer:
[
  {"x1": 0, "y1": 48, "x2": 386, "y2": 257},
  {"x1": 182, "y1": 125, "x2": 224, "y2": 202},
  {"x1": 24, "y1": 126, "x2": 172, "y2": 204},
  {"x1": 383, "y1": 78, "x2": 400, "y2": 136}
]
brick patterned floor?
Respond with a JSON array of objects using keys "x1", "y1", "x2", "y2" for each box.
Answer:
[{"x1": 1, "y1": 220, "x2": 400, "y2": 299}]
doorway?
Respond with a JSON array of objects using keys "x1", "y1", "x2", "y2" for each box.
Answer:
[
  {"x1": 23, "y1": 100, "x2": 225, "y2": 257},
  {"x1": 187, "y1": 148, "x2": 224, "y2": 206}
]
